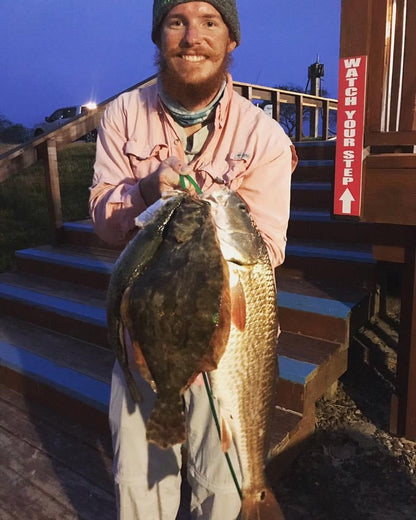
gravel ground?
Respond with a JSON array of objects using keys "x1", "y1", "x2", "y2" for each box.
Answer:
[{"x1": 275, "y1": 291, "x2": 416, "y2": 520}]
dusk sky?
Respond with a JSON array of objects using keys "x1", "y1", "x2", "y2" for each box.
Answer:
[{"x1": 1, "y1": 0, "x2": 341, "y2": 129}]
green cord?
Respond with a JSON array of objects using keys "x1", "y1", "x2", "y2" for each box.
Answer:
[
  {"x1": 179, "y1": 174, "x2": 203, "y2": 195},
  {"x1": 202, "y1": 372, "x2": 243, "y2": 500}
]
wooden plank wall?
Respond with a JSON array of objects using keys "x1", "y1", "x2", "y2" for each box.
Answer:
[{"x1": 340, "y1": 0, "x2": 416, "y2": 441}]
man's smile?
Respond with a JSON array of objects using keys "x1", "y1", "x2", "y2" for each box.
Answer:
[{"x1": 179, "y1": 54, "x2": 206, "y2": 62}]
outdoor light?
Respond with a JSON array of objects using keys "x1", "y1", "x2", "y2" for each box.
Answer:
[{"x1": 83, "y1": 102, "x2": 97, "y2": 110}]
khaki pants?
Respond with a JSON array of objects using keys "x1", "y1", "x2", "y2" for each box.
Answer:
[{"x1": 109, "y1": 361, "x2": 242, "y2": 519}]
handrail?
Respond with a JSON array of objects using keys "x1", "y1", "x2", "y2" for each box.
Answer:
[
  {"x1": 0, "y1": 75, "x2": 158, "y2": 182},
  {"x1": 0, "y1": 74, "x2": 338, "y2": 242}
]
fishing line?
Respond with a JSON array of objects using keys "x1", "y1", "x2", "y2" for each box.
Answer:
[
  {"x1": 202, "y1": 372, "x2": 243, "y2": 500},
  {"x1": 178, "y1": 175, "x2": 243, "y2": 500}
]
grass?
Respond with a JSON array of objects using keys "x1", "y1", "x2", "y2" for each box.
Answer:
[{"x1": 0, "y1": 142, "x2": 96, "y2": 272}]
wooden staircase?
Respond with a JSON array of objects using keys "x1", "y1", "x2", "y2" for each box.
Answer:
[{"x1": 0, "y1": 139, "x2": 377, "y2": 480}]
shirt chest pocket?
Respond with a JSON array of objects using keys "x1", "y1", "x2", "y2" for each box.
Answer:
[
  {"x1": 124, "y1": 139, "x2": 169, "y2": 180},
  {"x1": 200, "y1": 152, "x2": 250, "y2": 190}
]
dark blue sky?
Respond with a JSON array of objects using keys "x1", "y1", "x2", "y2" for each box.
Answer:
[{"x1": 1, "y1": 0, "x2": 341, "y2": 128}]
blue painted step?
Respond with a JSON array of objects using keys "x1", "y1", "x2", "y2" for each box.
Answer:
[
  {"x1": 278, "y1": 355, "x2": 318, "y2": 385},
  {"x1": 16, "y1": 247, "x2": 114, "y2": 275},
  {"x1": 290, "y1": 209, "x2": 332, "y2": 221},
  {"x1": 0, "y1": 282, "x2": 106, "y2": 327},
  {"x1": 285, "y1": 242, "x2": 375, "y2": 263},
  {"x1": 0, "y1": 341, "x2": 110, "y2": 412},
  {"x1": 278, "y1": 290, "x2": 355, "y2": 319}
]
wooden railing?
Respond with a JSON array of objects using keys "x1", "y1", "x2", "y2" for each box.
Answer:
[
  {"x1": 341, "y1": 0, "x2": 416, "y2": 147},
  {"x1": 233, "y1": 81, "x2": 338, "y2": 141},
  {"x1": 366, "y1": 0, "x2": 416, "y2": 145},
  {"x1": 0, "y1": 75, "x2": 337, "y2": 242}
]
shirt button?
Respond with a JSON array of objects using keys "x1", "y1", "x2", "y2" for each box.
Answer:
[{"x1": 174, "y1": 138, "x2": 180, "y2": 145}]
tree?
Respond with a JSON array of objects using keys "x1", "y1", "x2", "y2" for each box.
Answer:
[{"x1": 0, "y1": 115, "x2": 30, "y2": 143}]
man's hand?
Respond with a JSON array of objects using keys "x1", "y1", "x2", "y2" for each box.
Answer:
[{"x1": 139, "y1": 156, "x2": 198, "y2": 206}]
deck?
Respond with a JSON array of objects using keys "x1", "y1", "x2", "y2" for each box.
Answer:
[
  {"x1": 0, "y1": 383, "x2": 115, "y2": 519},
  {"x1": 0, "y1": 383, "x2": 196, "y2": 519}
]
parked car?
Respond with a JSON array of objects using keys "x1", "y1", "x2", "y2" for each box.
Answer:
[{"x1": 33, "y1": 103, "x2": 97, "y2": 141}]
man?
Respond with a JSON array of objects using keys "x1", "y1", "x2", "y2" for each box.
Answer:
[{"x1": 90, "y1": 1, "x2": 297, "y2": 518}]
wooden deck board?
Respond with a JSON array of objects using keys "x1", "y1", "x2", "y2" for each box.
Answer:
[{"x1": 0, "y1": 384, "x2": 116, "y2": 519}]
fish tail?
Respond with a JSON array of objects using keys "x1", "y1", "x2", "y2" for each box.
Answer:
[
  {"x1": 146, "y1": 398, "x2": 186, "y2": 449},
  {"x1": 241, "y1": 488, "x2": 285, "y2": 520}
]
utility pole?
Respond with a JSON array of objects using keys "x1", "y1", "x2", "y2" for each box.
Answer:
[{"x1": 307, "y1": 56, "x2": 325, "y2": 138}]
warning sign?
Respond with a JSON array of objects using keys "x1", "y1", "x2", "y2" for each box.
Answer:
[{"x1": 334, "y1": 55, "x2": 367, "y2": 216}]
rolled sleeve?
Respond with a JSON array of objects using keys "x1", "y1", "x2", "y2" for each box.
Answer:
[
  {"x1": 89, "y1": 100, "x2": 147, "y2": 246},
  {"x1": 237, "y1": 144, "x2": 297, "y2": 268}
]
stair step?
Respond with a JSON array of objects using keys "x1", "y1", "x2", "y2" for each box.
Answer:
[
  {"x1": 293, "y1": 140, "x2": 336, "y2": 161},
  {"x1": 291, "y1": 182, "x2": 332, "y2": 209},
  {"x1": 293, "y1": 159, "x2": 334, "y2": 182},
  {"x1": 291, "y1": 209, "x2": 332, "y2": 221},
  {"x1": 286, "y1": 241, "x2": 375, "y2": 263},
  {"x1": 63, "y1": 221, "x2": 121, "y2": 251},
  {"x1": 288, "y1": 209, "x2": 374, "y2": 243},
  {"x1": 283, "y1": 240, "x2": 376, "y2": 283},
  {"x1": 15, "y1": 245, "x2": 117, "y2": 289},
  {"x1": 0, "y1": 315, "x2": 112, "y2": 382},
  {"x1": 0, "y1": 342, "x2": 110, "y2": 412},
  {"x1": 0, "y1": 317, "x2": 111, "y2": 432},
  {"x1": 277, "y1": 331, "x2": 346, "y2": 413},
  {"x1": 276, "y1": 275, "x2": 372, "y2": 343},
  {"x1": 0, "y1": 272, "x2": 108, "y2": 345}
]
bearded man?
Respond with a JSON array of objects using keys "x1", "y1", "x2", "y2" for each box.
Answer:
[{"x1": 89, "y1": 1, "x2": 297, "y2": 519}]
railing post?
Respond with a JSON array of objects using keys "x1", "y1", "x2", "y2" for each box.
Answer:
[
  {"x1": 271, "y1": 90, "x2": 281, "y2": 123},
  {"x1": 39, "y1": 138, "x2": 64, "y2": 244},
  {"x1": 322, "y1": 99, "x2": 330, "y2": 140},
  {"x1": 241, "y1": 85, "x2": 253, "y2": 102},
  {"x1": 295, "y1": 96, "x2": 303, "y2": 142}
]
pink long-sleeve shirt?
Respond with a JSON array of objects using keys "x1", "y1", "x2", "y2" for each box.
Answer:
[{"x1": 89, "y1": 75, "x2": 297, "y2": 268}]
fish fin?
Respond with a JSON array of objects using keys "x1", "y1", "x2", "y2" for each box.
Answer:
[
  {"x1": 113, "y1": 311, "x2": 143, "y2": 404},
  {"x1": 230, "y1": 274, "x2": 246, "y2": 331},
  {"x1": 220, "y1": 417, "x2": 233, "y2": 453},
  {"x1": 120, "y1": 287, "x2": 156, "y2": 393},
  {"x1": 241, "y1": 488, "x2": 285, "y2": 520},
  {"x1": 131, "y1": 339, "x2": 157, "y2": 392},
  {"x1": 146, "y1": 397, "x2": 186, "y2": 449}
]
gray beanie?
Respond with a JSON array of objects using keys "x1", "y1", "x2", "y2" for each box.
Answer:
[{"x1": 152, "y1": 0, "x2": 241, "y2": 45}]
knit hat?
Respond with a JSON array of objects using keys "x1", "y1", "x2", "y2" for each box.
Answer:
[{"x1": 152, "y1": 0, "x2": 241, "y2": 45}]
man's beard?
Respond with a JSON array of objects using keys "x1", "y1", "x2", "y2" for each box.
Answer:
[{"x1": 155, "y1": 49, "x2": 232, "y2": 108}]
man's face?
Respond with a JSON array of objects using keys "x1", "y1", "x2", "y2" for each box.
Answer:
[{"x1": 158, "y1": 2, "x2": 236, "y2": 89}]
